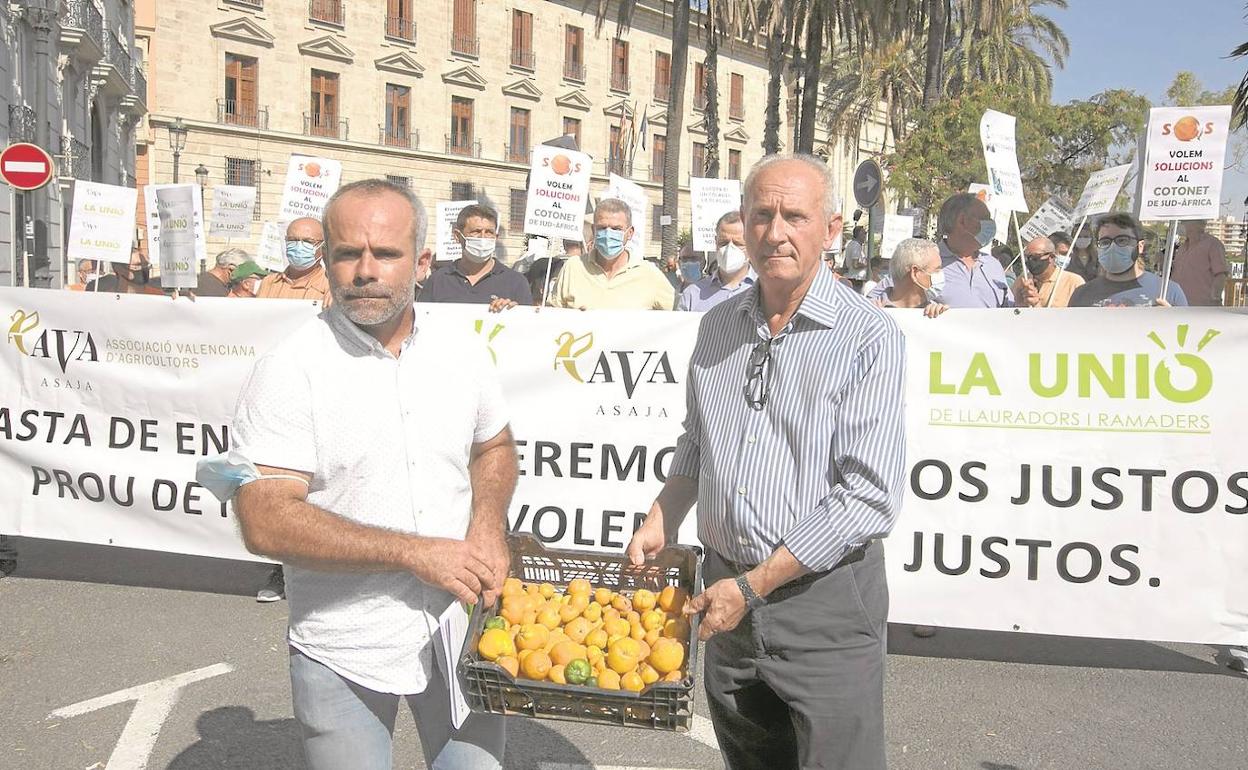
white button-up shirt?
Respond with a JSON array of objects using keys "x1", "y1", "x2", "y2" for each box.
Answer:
[{"x1": 232, "y1": 305, "x2": 508, "y2": 694}]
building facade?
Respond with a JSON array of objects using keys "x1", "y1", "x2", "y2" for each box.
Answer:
[{"x1": 0, "y1": 0, "x2": 146, "y2": 287}]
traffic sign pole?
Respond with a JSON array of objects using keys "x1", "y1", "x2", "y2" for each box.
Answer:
[{"x1": 853, "y1": 160, "x2": 883, "y2": 275}]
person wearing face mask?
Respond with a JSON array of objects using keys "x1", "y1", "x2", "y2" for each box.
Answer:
[
  {"x1": 418, "y1": 204, "x2": 531, "y2": 308},
  {"x1": 547, "y1": 197, "x2": 676, "y2": 310},
  {"x1": 1068, "y1": 212, "x2": 1188, "y2": 307},
  {"x1": 1065, "y1": 230, "x2": 1099, "y2": 282},
  {"x1": 67, "y1": 259, "x2": 97, "y2": 291},
  {"x1": 1049, "y1": 230, "x2": 1073, "y2": 261},
  {"x1": 678, "y1": 211, "x2": 755, "y2": 310},
  {"x1": 1171, "y1": 219, "x2": 1230, "y2": 306},
  {"x1": 867, "y1": 193, "x2": 1014, "y2": 308},
  {"x1": 227, "y1": 261, "x2": 270, "y2": 298},
  {"x1": 875, "y1": 238, "x2": 949, "y2": 318},
  {"x1": 1012, "y1": 236, "x2": 1085, "y2": 308},
  {"x1": 87, "y1": 246, "x2": 165, "y2": 295},
  {"x1": 256, "y1": 217, "x2": 333, "y2": 305}
]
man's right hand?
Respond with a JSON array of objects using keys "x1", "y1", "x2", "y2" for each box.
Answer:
[
  {"x1": 408, "y1": 537, "x2": 501, "y2": 606},
  {"x1": 626, "y1": 507, "x2": 668, "y2": 567}
]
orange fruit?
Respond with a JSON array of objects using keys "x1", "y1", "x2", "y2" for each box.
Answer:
[
  {"x1": 582, "y1": 602, "x2": 603, "y2": 623},
  {"x1": 496, "y1": 655, "x2": 519, "y2": 678},
  {"x1": 1174, "y1": 115, "x2": 1200, "y2": 142},
  {"x1": 632, "y1": 588, "x2": 657, "y2": 612},
  {"x1": 522, "y1": 610, "x2": 538, "y2": 626},
  {"x1": 304, "y1": 161, "x2": 321, "y2": 177},
  {"x1": 537, "y1": 606, "x2": 561, "y2": 630},
  {"x1": 648, "y1": 639, "x2": 685, "y2": 674},
  {"x1": 607, "y1": 637, "x2": 643, "y2": 675},
  {"x1": 477, "y1": 628, "x2": 515, "y2": 661},
  {"x1": 503, "y1": 577, "x2": 524, "y2": 597},
  {"x1": 518, "y1": 648, "x2": 533, "y2": 665},
  {"x1": 551, "y1": 154, "x2": 572, "y2": 175},
  {"x1": 521, "y1": 650, "x2": 553, "y2": 680},
  {"x1": 641, "y1": 610, "x2": 665, "y2": 631},
  {"x1": 603, "y1": 607, "x2": 621, "y2": 623},
  {"x1": 549, "y1": 664, "x2": 567, "y2": 684},
  {"x1": 539, "y1": 582, "x2": 555, "y2": 599},
  {"x1": 636, "y1": 640, "x2": 651, "y2": 661},
  {"x1": 644, "y1": 628, "x2": 661, "y2": 647},
  {"x1": 597, "y1": 669, "x2": 621, "y2": 690},
  {"x1": 567, "y1": 578, "x2": 592, "y2": 597},
  {"x1": 621, "y1": 671, "x2": 645, "y2": 692},
  {"x1": 585, "y1": 628, "x2": 608, "y2": 649},
  {"x1": 658, "y1": 586, "x2": 687, "y2": 613},
  {"x1": 568, "y1": 593, "x2": 589, "y2": 611},
  {"x1": 662, "y1": 670, "x2": 683, "y2": 682},
  {"x1": 625, "y1": 610, "x2": 641, "y2": 625},
  {"x1": 550, "y1": 640, "x2": 587, "y2": 667},
  {"x1": 558, "y1": 603, "x2": 583, "y2": 624},
  {"x1": 587, "y1": 645, "x2": 605, "y2": 669},
  {"x1": 595, "y1": 587, "x2": 613, "y2": 606},
  {"x1": 603, "y1": 617, "x2": 630, "y2": 638},
  {"x1": 663, "y1": 617, "x2": 691, "y2": 641},
  {"x1": 564, "y1": 617, "x2": 592, "y2": 644},
  {"x1": 639, "y1": 663, "x2": 660, "y2": 684},
  {"x1": 629, "y1": 624, "x2": 645, "y2": 642},
  {"x1": 612, "y1": 595, "x2": 632, "y2": 613},
  {"x1": 516, "y1": 623, "x2": 549, "y2": 652}
]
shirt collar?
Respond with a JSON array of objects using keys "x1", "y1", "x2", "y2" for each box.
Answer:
[
  {"x1": 738, "y1": 263, "x2": 840, "y2": 331},
  {"x1": 325, "y1": 303, "x2": 418, "y2": 358},
  {"x1": 583, "y1": 251, "x2": 639, "y2": 277},
  {"x1": 938, "y1": 239, "x2": 991, "y2": 265},
  {"x1": 449, "y1": 259, "x2": 505, "y2": 280},
  {"x1": 714, "y1": 270, "x2": 756, "y2": 290}
]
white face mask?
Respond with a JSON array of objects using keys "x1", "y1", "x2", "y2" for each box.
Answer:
[
  {"x1": 462, "y1": 237, "x2": 496, "y2": 263},
  {"x1": 923, "y1": 268, "x2": 945, "y2": 303},
  {"x1": 717, "y1": 243, "x2": 747, "y2": 274}
]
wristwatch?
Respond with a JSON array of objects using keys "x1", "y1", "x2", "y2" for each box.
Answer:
[{"x1": 735, "y1": 574, "x2": 765, "y2": 610}]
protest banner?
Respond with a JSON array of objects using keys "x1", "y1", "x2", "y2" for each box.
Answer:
[
  {"x1": 208, "y1": 185, "x2": 256, "y2": 238},
  {"x1": 277, "y1": 154, "x2": 342, "y2": 222},
  {"x1": 879, "y1": 214, "x2": 915, "y2": 261},
  {"x1": 154, "y1": 185, "x2": 199, "y2": 289},
  {"x1": 524, "y1": 145, "x2": 592, "y2": 241},
  {"x1": 1019, "y1": 198, "x2": 1074, "y2": 243},
  {"x1": 255, "y1": 221, "x2": 287, "y2": 272},
  {"x1": 435, "y1": 200, "x2": 478, "y2": 262},
  {"x1": 605, "y1": 174, "x2": 648, "y2": 257},
  {"x1": 980, "y1": 109, "x2": 1029, "y2": 213},
  {"x1": 1070, "y1": 164, "x2": 1132, "y2": 222},
  {"x1": 2, "y1": 290, "x2": 1247, "y2": 644},
  {"x1": 144, "y1": 184, "x2": 207, "y2": 277},
  {"x1": 690, "y1": 178, "x2": 742, "y2": 252},
  {"x1": 1138, "y1": 106, "x2": 1232, "y2": 222},
  {"x1": 66, "y1": 181, "x2": 138, "y2": 265}
]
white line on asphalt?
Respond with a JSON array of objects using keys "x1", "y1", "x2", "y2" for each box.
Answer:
[{"x1": 48, "y1": 663, "x2": 234, "y2": 770}]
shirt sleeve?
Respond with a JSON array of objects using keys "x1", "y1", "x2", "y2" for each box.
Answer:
[
  {"x1": 655, "y1": 269, "x2": 677, "y2": 311},
  {"x1": 865, "y1": 273, "x2": 892, "y2": 300},
  {"x1": 512, "y1": 271, "x2": 534, "y2": 306},
  {"x1": 549, "y1": 260, "x2": 573, "y2": 308},
  {"x1": 1167, "y1": 280, "x2": 1189, "y2": 307},
  {"x1": 781, "y1": 324, "x2": 907, "y2": 571},
  {"x1": 231, "y1": 353, "x2": 317, "y2": 474},
  {"x1": 667, "y1": 320, "x2": 706, "y2": 479},
  {"x1": 677, "y1": 286, "x2": 693, "y2": 311},
  {"x1": 1210, "y1": 241, "x2": 1229, "y2": 276}
]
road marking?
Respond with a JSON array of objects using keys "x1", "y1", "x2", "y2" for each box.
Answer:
[
  {"x1": 689, "y1": 714, "x2": 719, "y2": 750},
  {"x1": 48, "y1": 663, "x2": 234, "y2": 770}
]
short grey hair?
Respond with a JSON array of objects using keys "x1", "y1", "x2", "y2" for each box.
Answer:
[
  {"x1": 936, "y1": 193, "x2": 986, "y2": 238},
  {"x1": 890, "y1": 238, "x2": 939, "y2": 284},
  {"x1": 595, "y1": 197, "x2": 632, "y2": 226},
  {"x1": 323, "y1": 178, "x2": 429, "y2": 254},
  {"x1": 743, "y1": 153, "x2": 837, "y2": 219},
  {"x1": 214, "y1": 247, "x2": 250, "y2": 269}
]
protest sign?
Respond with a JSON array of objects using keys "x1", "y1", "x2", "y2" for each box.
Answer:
[
  {"x1": 435, "y1": 200, "x2": 478, "y2": 262},
  {"x1": 690, "y1": 178, "x2": 742, "y2": 252},
  {"x1": 605, "y1": 174, "x2": 649, "y2": 257},
  {"x1": 524, "y1": 145, "x2": 592, "y2": 240},
  {"x1": 980, "y1": 109, "x2": 1029, "y2": 213},
  {"x1": 1070, "y1": 164, "x2": 1132, "y2": 221},
  {"x1": 255, "y1": 221, "x2": 287, "y2": 272},
  {"x1": 145, "y1": 184, "x2": 207, "y2": 280},
  {"x1": 1019, "y1": 198, "x2": 1073, "y2": 243},
  {"x1": 879, "y1": 214, "x2": 915, "y2": 261},
  {"x1": 969, "y1": 183, "x2": 1010, "y2": 242},
  {"x1": 154, "y1": 185, "x2": 199, "y2": 289},
  {"x1": 208, "y1": 185, "x2": 256, "y2": 238},
  {"x1": 66, "y1": 181, "x2": 138, "y2": 265},
  {"x1": 277, "y1": 154, "x2": 342, "y2": 222},
  {"x1": 1138, "y1": 106, "x2": 1232, "y2": 221}
]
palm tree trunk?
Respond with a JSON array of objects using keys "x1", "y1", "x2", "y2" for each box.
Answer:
[
  {"x1": 704, "y1": 7, "x2": 721, "y2": 177},
  {"x1": 922, "y1": 0, "x2": 947, "y2": 108},
  {"x1": 663, "y1": 0, "x2": 690, "y2": 264},
  {"x1": 764, "y1": 16, "x2": 787, "y2": 154},
  {"x1": 797, "y1": 3, "x2": 822, "y2": 153}
]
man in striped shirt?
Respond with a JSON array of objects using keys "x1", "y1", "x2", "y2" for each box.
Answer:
[{"x1": 628, "y1": 154, "x2": 906, "y2": 770}]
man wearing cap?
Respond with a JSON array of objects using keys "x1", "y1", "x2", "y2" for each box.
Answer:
[
  {"x1": 198, "y1": 248, "x2": 249, "y2": 297},
  {"x1": 228, "y1": 261, "x2": 270, "y2": 298}
]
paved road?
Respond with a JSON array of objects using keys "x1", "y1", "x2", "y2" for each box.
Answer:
[{"x1": 2, "y1": 536, "x2": 1246, "y2": 769}]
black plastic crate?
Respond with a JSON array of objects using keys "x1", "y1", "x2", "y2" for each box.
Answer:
[{"x1": 457, "y1": 533, "x2": 703, "y2": 732}]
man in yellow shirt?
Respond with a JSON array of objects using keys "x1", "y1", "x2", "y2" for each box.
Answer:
[
  {"x1": 1013, "y1": 235, "x2": 1084, "y2": 308},
  {"x1": 547, "y1": 198, "x2": 676, "y2": 310}
]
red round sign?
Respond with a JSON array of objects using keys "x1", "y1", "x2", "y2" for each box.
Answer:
[{"x1": 0, "y1": 142, "x2": 55, "y2": 191}]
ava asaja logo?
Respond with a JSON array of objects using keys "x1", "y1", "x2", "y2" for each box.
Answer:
[
  {"x1": 7, "y1": 309, "x2": 99, "y2": 373},
  {"x1": 553, "y1": 331, "x2": 677, "y2": 398}
]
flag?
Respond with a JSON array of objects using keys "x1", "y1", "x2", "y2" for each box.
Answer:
[{"x1": 638, "y1": 105, "x2": 649, "y2": 152}]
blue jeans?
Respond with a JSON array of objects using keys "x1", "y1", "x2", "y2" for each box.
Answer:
[{"x1": 289, "y1": 648, "x2": 504, "y2": 770}]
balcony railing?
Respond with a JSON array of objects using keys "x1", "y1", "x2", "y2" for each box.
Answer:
[
  {"x1": 505, "y1": 144, "x2": 531, "y2": 164},
  {"x1": 304, "y1": 113, "x2": 348, "y2": 139},
  {"x1": 130, "y1": 65, "x2": 147, "y2": 102},
  {"x1": 605, "y1": 157, "x2": 632, "y2": 177},
  {"x1": 446, "y1": 134, "x2": 481, "y2": 158},
  {"x1": 106, "y1": 32, "x2": 133, "y2": 83},
  {"x1": 59, "y1": 135, "x2": 90, "y2": 180},
  {"x1": 59, "y1": 0, "x2": 104, "y2": 54},
  {"x1": 380, "y1": 125, "x2": 417, "y2": 148},
  {"x1": 218, "y1": 99, "x2": 269, "y2": 129},
  {"x1": 309, "y1": 0, "x2": 344, "y2": 26},
  {"x1": 610, "y1": 72, "x2": 630, "y2": 92},
  {"x1": 8, "y1": 105, "x2": 36, "y2": 143},
  {"x1": 653, "y1": 81, "x2": 670, "y2": 103},
  {"x1": 563, "y1": 61, "x2": 585, "y2": 82},
  {"x1": 511, "y1": 49, "x2": 535, "y2": 70},
  {"x1": 452, "y1": 34, "x2": 479, "y2": 57},
  {"x1": 693, "y1": 92, "x2": 707, "y2": 111},
  {"x1": 385, "y1": 15, "x2": 415, "y2": 42}
]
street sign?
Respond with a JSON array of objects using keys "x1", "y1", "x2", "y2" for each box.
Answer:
[
  {"x1": 0, "y1": 143, "x2": 55, "y2": 191},
  {"x1": 853, "y1": 159, "x2": 882, "y2": 209}
]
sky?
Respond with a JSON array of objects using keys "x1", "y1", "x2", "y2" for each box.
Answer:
[{"x1": 1048, "y1": 0, "x2": 1247, "y2": 219}]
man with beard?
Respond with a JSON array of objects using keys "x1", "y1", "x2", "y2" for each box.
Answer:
[
  {"x1": 230, "y1": 179, "x2": 513, "y2": 769},
  {"x1": 1069, "y1": 212, "x2": 1188, "y2": 307}
]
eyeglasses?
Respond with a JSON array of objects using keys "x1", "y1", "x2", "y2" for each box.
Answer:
[
  {"x1": 1025, "y1": 250, "x2": 1054, "y2": 260},
  {"x1": 1096, "y1": 236, "x2": 1138, "y2": 248},
  {"x1": 287, "y1": 237, "x2": 323, "y2": 246},
  {"x1": 743, "y1": 337, "x2": 776, "y2": 410}
]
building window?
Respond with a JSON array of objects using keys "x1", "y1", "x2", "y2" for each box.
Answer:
[
  {"x1": 309, "y1": 0, "x2": 344, "y2": 26},
  {"x1": 691, "y1": 142, "x2": 706, "y2": 179},
  {"x1": 386, "y1": 175, "x2": 411, "y2": 189},
  {"x1": 610, "y1": 39, "x2": 629, "y2": 92},
  {"x1": 651, "y1": 134, "x2": 666, "y2": 183},
  {"x1": 385, "y1": 0, "x2": 415, "y2": 42},
  {"x1": 653, "y1": 51, "x2": 670, "y2": 103},
  {"x1": 223, "y1": 54, "x2": 259, "y2": 127},
  {"x1": 564, "y1": 25, "x2": 584, "y2": 81},
  {"x1": 608, "y1": 125, "x2": 625, "y2": 174},
  {"x1": 508, "y1": 107, "x2": 530, "y2": 163},
  {"x1": 384, "y1": 83, "x2": 411, "y2": 147},
  {"x1": 452, "y1": 0, "x2": 477, "y2": 56},
  {"x1": 693, "y1": 62, "x2": 707, "y2": 111},
  {"x1": 451, "y1": 181, "x2": 474, "y2": 201},
  {"x1": 511, "y1": 10, "x2": 534, "y2": 70},
  {"x1": 509, "y1": 188, "x2": 526, "y2": 230},
  {"x1": 562, "y1": 117, "x2": 581, "y2": 149},
  {"x1": 728, "y1": 149, "x2": 741, "y2": 180},
  {"x1": 308, "y1": 69, "x2": 341, "y2": 138},
  {"x1": 729, "y1": 73, "x2": 744, "y2": 120},
  {"x1": 651, "y1": 204, "x2": 662, "y2": 242},
  {"x1": 226, "y1": 157, "x2": 261, "y2": 221},
  {"x1": 449, "y1": 96, "x2": 475, "y2": 156}
]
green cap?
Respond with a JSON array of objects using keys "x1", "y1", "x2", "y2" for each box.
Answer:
[{"x1": 230, "y1": 261, "x2": 269, "y2": 283}]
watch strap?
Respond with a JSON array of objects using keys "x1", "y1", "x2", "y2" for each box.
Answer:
[{"x1": 736, "y1": 574, "x2": 764, "y2": 609}]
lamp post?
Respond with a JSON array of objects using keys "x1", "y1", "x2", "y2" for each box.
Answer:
[
  {"x1": 194, "y1": 163, "x2": 209, "y2": 192},
  {"x1": 168, "y1": 117, "x2": 187, "y2": 182}
]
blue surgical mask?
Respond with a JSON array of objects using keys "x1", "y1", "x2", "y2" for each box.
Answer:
[
  {"x1": 1098, "y1": 243, "x2": 1138, "y2": 275},
  {"x1": 286, "y1": 240, "x2": 320, "y2": 269},
  {"x1": 594, "y1": 229, "x2": 627, "y2": 260},
  {"x1": 974, "y1": 219, "x2": 997, "y2": 248},
  {"x1": 195, "y1": 450, "x2": 309, "y2": 502}
]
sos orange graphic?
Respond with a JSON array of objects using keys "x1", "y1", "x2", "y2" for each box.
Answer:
[{"x1": 1162, "y1": 116, "x2": 1215, "y2": 142}]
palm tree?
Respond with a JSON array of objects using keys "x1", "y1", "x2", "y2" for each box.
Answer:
[
  {"x1": 944, "y1": 0, "x2": 1069, "y2": 101},
  {"x1": 662, "y1": 0, "x2": 691, "y2": 264},
  {"x1": 922, "y1": 0, "x2": 949, "y2": 107},
  {"x1": 702, "y1": 0, "x2": 724, "y2": 176},
  {"x1": 820, "y1": 32, "x2": 926, "y2": 152},
  {"x1": 1232, "y1": 4, "x2": 1248, "y2": 129}
]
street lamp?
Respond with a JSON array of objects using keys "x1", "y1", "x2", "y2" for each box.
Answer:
[
  {"x1": 168, "y1": 117, "x2": 187, "y2": 182},
  {"x1": 194, "y1": 163, "x2": 209, "y2": 191}
]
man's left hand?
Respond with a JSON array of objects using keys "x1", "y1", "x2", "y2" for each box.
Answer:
[
  {"x1": 465, "y1": 530, "x2": 510, "y2": 606},
  {"x1": 488, "y1": 295, "x2": 518, "y2": 313},
  {"x1": 685, "y1": 577, "x2": 748, "y2": 640}
]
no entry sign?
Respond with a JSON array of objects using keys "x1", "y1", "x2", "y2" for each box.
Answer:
[{"x1": 0, "y1": 143, "x2": 55, "y2": 191}]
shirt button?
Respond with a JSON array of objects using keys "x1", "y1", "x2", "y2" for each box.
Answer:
[
  {"x1": 738, "y1": 536, "x2": 750, "y2": 547},
  {"x1": 737, "y1": 486, "x2": 747, "y2": 495},
  {"x1": 747, "y1": 435, "x2": 756, "y2": 444}
]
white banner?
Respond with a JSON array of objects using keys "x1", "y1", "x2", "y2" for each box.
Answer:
[
  {"x1": 690, "y1": 178, "x2": 742, "y2": 252},
  {"x1": 435, "y1": 200, "x2": 477, "y2": 262},
  {"x1": 980, "y1": 109, "x2": 1029, "y2": 213},
  {"x1": 145, "y1": 184, "x2": 207, "y2": 278},
  {"x1": 1138, "y1": 106, "x2": 1232, "y2": 221},
  {"x1": 208, "y1": 185, "x2": 256, "y2": 238},
  {"x1": 278, "y1": 154, "x2": 342, "y2": 223},
  {"x1": 154, "y1": 185, "x2": 200, "y2": 289},
  {"x1": 67, "y1": 181, "x2": 138, "y2": 265},
  {"x1": 1071, "y1": 164, "x2": 1132, "y2": 222},
  {"x1": 255, "y1": 221, "x2": 287, "y2": 273},
  {"x1": 1019, "y1": 197, "x2": 1073, "y2": 243},
  {"x1": 604, "y1": 174, "x2": 649, "y2": 258},
  {"x1": 2, "y1": 292, "x2": 1247, "y2": 644},
  {"x1": 879, "y1": 214, "x2": 915, "y2": 262},
  {"x1": 524, "y1": 145, "x2": 592, "y2": 241}
]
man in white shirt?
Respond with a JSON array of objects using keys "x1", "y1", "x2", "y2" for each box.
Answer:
[{"x1": 232, "y1": 178, "x2": 514, "y2": 770}]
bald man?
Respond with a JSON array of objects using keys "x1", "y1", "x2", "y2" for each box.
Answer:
[
  {"x1": 256, "y1": 217, "x2": 332, "y2": 305},
  {"x1": 1013, "y1": 235, "x2": 1084, "y2": 308}
]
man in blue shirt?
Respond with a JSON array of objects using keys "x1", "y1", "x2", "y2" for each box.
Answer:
[
  {"x1": 678, "y1": 211, "x2": 756, "y2": 311},
  {"x1": 417, "y1": 204, "x2": 532, "y2": 307}
]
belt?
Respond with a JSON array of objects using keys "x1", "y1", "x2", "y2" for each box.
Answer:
[{"x1": 712, "y1": 541, "x2": 872, "y2": 587}]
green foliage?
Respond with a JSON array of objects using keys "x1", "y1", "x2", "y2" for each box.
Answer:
[{"x1": 1164, "y1": 71, "x2": 1237, "y2": 107}]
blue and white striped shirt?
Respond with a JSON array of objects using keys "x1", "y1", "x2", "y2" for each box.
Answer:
[{"x1": 670, "y1": 264, "x2": 907, "y2": 571}]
